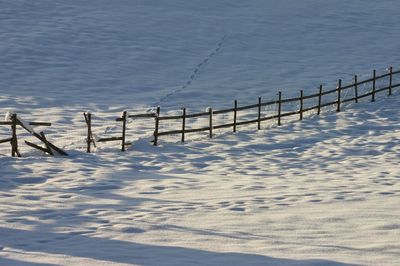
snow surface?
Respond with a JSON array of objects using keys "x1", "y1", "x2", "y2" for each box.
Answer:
[{"x1": 1, "y1": 0, "x2": 400, "y2": 265}]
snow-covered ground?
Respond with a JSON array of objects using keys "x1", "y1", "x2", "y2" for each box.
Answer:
[{"x1": 1, "y1": 1, "x2": 400, "y2": 265}]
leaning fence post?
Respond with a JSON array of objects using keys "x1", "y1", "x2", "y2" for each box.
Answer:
[
  {"x1": 209, "y1": 108, "x2": 213, "y2": 138},
  {"x1": 257, "y1": 97, "x2": 261, "y2": 130},
  {"x1": 354, "y1": 75, "x2": 358, "y2": 103},
  {"x1": 233, "y1": 100, "x2": 237, "y2": 132},
  {"x1": 11, "y1": 113, "x2": 20, "y2": 157},
  {"x1": 299, "y1": 90, "x2": 304, "y2": 120},
  {"x1": 337, "y1": 79, "x2": 341, "y2": 112},
  {"x1": 181, "y1": 108, "x2": 186, "y2": 142},
  {"x1": 372, "y1": 69, "x2": 376, "y2": 102},
  {"x1": 121, "y1": 111, "x2": 127, "y2": 151},
  {"x1": 277, "y1": 91, "x2": 282, "y2": 126},
  {"x1": 317, "y1": 85, "x2": 322, "y2": 115},
  {"x1": 389, "y1": 66, "x2": 393, "y2": 96},
  {"x1": 153, "y1": 107, "x2": 160, "y2": 146}
]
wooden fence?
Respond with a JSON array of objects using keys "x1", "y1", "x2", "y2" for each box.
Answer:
[
  {"x1": 2, "y1": 67, "x2": 398, "y2": 156},
  {"x1": 152, "y1": 67, "x2": 399, "y2": 145},
  {"x1": 0, "y1": 114, "x2": 67, "y2": 157}
]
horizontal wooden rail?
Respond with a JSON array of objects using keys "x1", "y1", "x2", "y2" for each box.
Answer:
[{"x1": 97, "y1": 136, "x2": 123, "y2": 142}]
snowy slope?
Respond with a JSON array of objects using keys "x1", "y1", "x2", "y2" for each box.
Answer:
[{"x1": 1, "y1": 0, "x2": 400, "y2": 265}]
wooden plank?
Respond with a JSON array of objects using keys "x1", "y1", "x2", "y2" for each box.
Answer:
[
  {"x1": 157, "y1": 129, "x2": 183, "y2": 136},
  {"x1": 185, "y1": 111, "x2": 209, "y2": 119},
  {"x1": 25, "y1": 140, "x2": 48, "y2": 153},
  {"x1": 213, "y1": 107, "x2": 235, "y2": 115},
  {"x1": 28, "y1": 122, "x2": 51, "y2": 126},
  {"x1": 236, "y1": 118, "x2": 260, "y2": 126},
  {"x1": 35, "y1": 132, "x2": 67, "y2": 156},
  {"x1": 372, "y1": 69, "x2": 376, "y2": 102},
  {"x1": 98, "y1": 136, "x2": 123, "y2": 142},
  {"x1": 40, "y1": 132, "x2": 54, "y2": 155},
  {"x1": 214, "y1": 122, "x2": 235, "y2": 130},
  {"x1": 281, "y1": 96, "x2": 301, "y2": 104},
  {"x1": 0, "y1": 137, "x2": 12, "y2": 144},
  {"x1": 302, "y1": 91, "x2": 320, "y2": 100},
  {"x1": 127, "y1": 113, "x2": 156, "y2": 119},
  {"x1": 181, "y1": 108, "x2": 186, "y2": 142},
  {"x1": 153, "y1": 107, "x2": 160, "y2": 146}
]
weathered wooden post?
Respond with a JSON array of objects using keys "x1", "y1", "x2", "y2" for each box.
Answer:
[
  {"x1": 209, "y1": 108, "x2": 213, "y2": 138},
  {"x1": 337, "y1": 79, "x2": 341, "y2": 112},
  {"x1": 389, "y1": 66, "x2": 393, "y2": 96},
  {"x1": 278, "y1": 91, "x2": 282, "y2": 126},
  {"x1": 84, "y1": 112, "x2": 92, "y2": 153},
  {"x1": 153, "y1": 107, "x2": 160, "y2": 146},
  {"x1": 257, "y1": 97, "x2": 262, "y2": 130},
  {"x1": 121, "y1": 111, "x2": 127, "y2": 151},
  {"x1": 233, "y1": 100, "x2": 237, "y2": 132},
  {"x1": 372, "y1": 69, "x2": 376, "y2": 102},
  {"x1": 11, "y1": 114, "x2": 20, "y2": 157},
  {"x1": 181, "y1": 108, "x2": 186, "y2": 142},
  {"x1": 354, "y1": 75, "x2": 358, "y2": 103},
  {"x1": 299, "y1": 90, "x2": 304, "y2": 120},
  {"x1": 317, "y1": 85, "x2": 322, "y2": 115}
]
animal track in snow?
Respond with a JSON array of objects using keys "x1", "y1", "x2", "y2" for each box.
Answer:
[{"x1": 149, "y1": 35, "x2": 227, "y2": 111}]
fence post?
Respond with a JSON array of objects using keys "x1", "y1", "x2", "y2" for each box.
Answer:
[
  {"x1": 278, "y1": 91, "x2": 282, "y2": 126},
  {"x1": 153, "y1": 107, "x2": 160, "y2": 146},
  {"x1": 209, "y1": 108, "x2": 213, "y2": 138},
  {"x1": 84, "y1": 112, "x2": 92, "y2": 153},
  {"x1": 337, "y1": 79, "x2": 341, "y2": 112},
  {"x1": 121, "y1": 111, "x2": 127, "y2": 151},
  {"x1": 257, "y1": 97, "x2": 261, "y2": 130},
  {"x1": 11, "y1": 113, "x2": 20, "y2": 157},
  {"x1": 317, "y1": 85, "x2": 322, "y2": 115},
  {"x1": 389, "y1": 66, "x2": 393, "y2": 96},
  {"x1": 372, "y1": 69, "x2": 376, "y2": 102},
  {"x1": 181, "y1": 108, "x2": 186, "y2": 142},
  {"x1": 354, "y1": 75, "x2": 358, "y2": 103},
  {"x1": 233, "y1": 100, "x2": 237, "y2": 132},
  {"x1": 299, "y1": 90, "x2": 304, "y2": 120}
]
